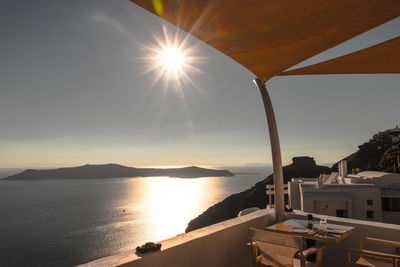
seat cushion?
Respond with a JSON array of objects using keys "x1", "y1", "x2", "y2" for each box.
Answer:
[{"x1": 354, "y1": 256, "x2": 395, "y2": 267}]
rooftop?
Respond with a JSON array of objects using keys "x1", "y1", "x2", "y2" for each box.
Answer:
[{"x1": 357, "y1": 171, "x2": 395, "y2": 178}]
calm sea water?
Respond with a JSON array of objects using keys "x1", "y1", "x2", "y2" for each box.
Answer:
[{"x1": 0, "y1": 167, "x2": 270, "y2": 267}]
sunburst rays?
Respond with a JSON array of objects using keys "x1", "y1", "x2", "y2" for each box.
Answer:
[{"x1": 138, "y1": 25, "x2": 203, "y2": 96}]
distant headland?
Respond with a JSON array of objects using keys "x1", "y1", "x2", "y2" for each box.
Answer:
[{"x1": 3, "y1": 164, "x2": 234, "y2": 180}]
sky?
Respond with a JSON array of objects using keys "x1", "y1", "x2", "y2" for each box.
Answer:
[{"x1": 0, "y1": 1, "x2": 399, "y2": 168}]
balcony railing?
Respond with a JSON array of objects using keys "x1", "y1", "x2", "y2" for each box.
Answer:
[{"x1": 78, "y1": 209, "x2": 400, "y2": 267}]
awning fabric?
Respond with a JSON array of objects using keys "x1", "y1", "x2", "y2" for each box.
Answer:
[
  {"x1": 279, "y1": 37, "x2": 400, "y2": 76},
  {"x1": 130, "y1": 0, "x2": 400, "y2": 81}
]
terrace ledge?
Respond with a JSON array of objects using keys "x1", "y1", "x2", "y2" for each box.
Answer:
[
  {"x1": 78, "y1": 209, "x2": 400, "y2": 267},
  {"x1": 77, "y1": 209, "x2": 276, "y2": 267}
]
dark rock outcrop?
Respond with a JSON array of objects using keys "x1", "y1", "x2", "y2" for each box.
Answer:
[
  {"x1": 185, "y1": 156, "x2": 330, "y2": 232},
  {"x1": 4, "y1": 164, "x2": 234, "y2": 180}
]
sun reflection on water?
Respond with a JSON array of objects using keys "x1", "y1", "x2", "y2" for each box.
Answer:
[{"x1": 125, "y1": 177, "x2": 219, "y2": 242}]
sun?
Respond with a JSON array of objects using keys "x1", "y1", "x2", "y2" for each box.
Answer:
[
  {"x1": 158, "y1": 47, "x2": 185, "y2": 71},
  {"x1": 155, "y1": 46, "x2": 187, "y2": 80},
  {"x1": 140, "y1": 26, "x2": 201, "y2": 88}
]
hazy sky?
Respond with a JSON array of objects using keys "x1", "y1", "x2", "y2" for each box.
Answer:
[{"x1": 1, "y1": 1, "x2": 399, "y2": 168}]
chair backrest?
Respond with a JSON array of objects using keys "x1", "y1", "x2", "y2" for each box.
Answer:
[
  {"x1": 254, "y1": 240, "x2": 300, "y2": 267},
  {"x1": 248, "y1": 227, "x2": 305, "y2": 249}
]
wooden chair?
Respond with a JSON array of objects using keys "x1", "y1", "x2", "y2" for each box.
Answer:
[
  {"x1": 248, "y1": 227, "x2": 325, "y2": 267},
  {"x1": 346, "y1": 237, "x2": 400, "y2": 267}
]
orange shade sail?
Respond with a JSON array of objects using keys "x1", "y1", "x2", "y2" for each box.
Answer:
[
  {"x1": 279, "y1": 36, "x2": 400, "y2": 76},
  {"x1": 130, "y1": 0, "x2": 400, "y2": 81}
]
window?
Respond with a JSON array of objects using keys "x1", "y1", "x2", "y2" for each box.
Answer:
[
  {"x1": 382, "y1": 198, "x2": 400, "y2": 211},
  {"x1": 336, "y1": 209, "x2": 348, "y2": 218},
  {"x1": 382, "y1": 198, "x2": 391, "y2": 211},
  {"x1": 394, "y1": 198, "x2": 400, "y2": 211},
  {"x1": 367, "y1": 210, "x2": 374, "y2": 219},
  {"x1": 367, "y1": 199, "x2": 373, "y2": 206}
]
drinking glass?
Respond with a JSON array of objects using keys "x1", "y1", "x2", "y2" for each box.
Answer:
[{"x1": 319, "y1": 218, "x2": 328, "y2": 236}]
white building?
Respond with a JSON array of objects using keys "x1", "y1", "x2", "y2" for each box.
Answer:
[{"x1": 288, "y1": 161, "x2": 400, "y2": 224}]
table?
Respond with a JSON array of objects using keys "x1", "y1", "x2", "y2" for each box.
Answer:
[{"x1": 263, "y1": 219, "x2": 355, "y2": 243}]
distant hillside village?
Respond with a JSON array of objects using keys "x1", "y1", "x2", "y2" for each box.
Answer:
[
  {"x1": 332, "y1": 125, "x2": 400, "y2": 174},
  {"x1": 372, "y1": 125, "x2": 400, "y2": 172}
]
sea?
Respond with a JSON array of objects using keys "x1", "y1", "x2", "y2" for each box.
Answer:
[{"x1": 0, "y1": 166, "x2": 271, "y2": 267}]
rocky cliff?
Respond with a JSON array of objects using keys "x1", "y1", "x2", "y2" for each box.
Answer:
[{"x1": 185, "y1": 126, "x2": 400, "y2": 232}]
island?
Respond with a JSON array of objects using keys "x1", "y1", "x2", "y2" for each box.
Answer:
[{"x1": 3, "y1": 164, "x2": 234, "y2": 180}]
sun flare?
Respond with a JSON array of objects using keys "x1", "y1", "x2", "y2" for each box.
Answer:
[
  {"x1": 153, "y1": 45, "x2": 188, "y2": 80},
  {"x1": 158, "y1": 47, "x2": 185, "y2": 71},
  {"x1": 140, "y1": 26, "x2": 202, "y2": 89}
]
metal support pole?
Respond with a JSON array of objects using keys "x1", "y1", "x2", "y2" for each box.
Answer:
[{"x1": 253, "y1": 77, "x2": 285, "y2": 222}]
